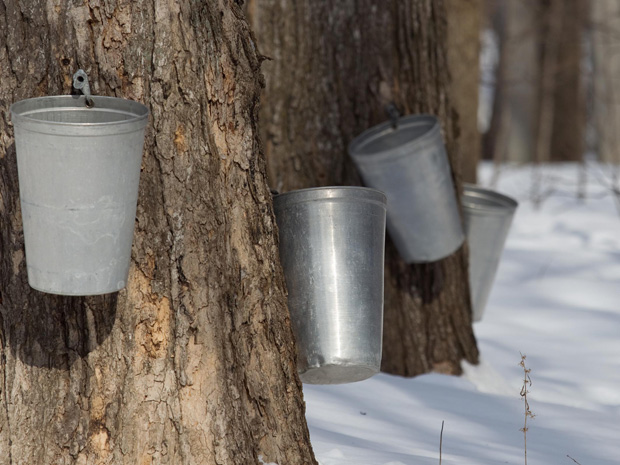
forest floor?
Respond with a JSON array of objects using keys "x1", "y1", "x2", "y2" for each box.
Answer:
[{"x1": 302, "y1": 161, "x2": 620, "y2": 465}]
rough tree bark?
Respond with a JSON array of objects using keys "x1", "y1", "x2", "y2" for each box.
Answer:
[
  {"x1": 248, "y1": 0, "x2": 479, "y2": 376},
  {"x1": 0, "y1": 1, "x2": 316, "y2": 464}
]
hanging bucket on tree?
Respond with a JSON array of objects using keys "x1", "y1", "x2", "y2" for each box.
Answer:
[
  {"x1": 10, "y1": 86, "x2": 148, "y2": 295},
  {"x1": 462, "y1": 184, "x2": 518, "y2": 322},
  {"x1": 348, "y1": 114, "x2": 464, "y2": 263},
  {"x1": 274, "y1": 187, "x2": 387, "y2": 384}
]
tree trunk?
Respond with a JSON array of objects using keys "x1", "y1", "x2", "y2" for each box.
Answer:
[
  {"x1": 534, "y1": 0, "x2": 564, "y2": 169},
  {"x1": 484, "y1": 0, "x2": 587, "y2": 166},
  {"x1": 484, "y1": 0, "x2": 542, "y2": 164},
  {"x1": 446, "y1": 0, "x2": 483, "y2": 184},
  {"x1": 549, "y1": 0, "x2": 586, "y2": 163},
  {"x1": 248, "y1": 0, "x2": 479, "y2": 377},
  {"x1": 0, "y1": 1, "x2": 316, "y2": 464},
  {"x1": 591, "y1": 0, "x2": 620, "y2": 167}
]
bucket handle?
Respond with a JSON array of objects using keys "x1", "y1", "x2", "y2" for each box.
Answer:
[{"x1": 72, "y1": 69, "x2": 95, "y2": 108}]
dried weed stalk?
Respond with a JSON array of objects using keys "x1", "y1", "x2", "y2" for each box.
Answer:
[{"x1": 520, "y1": 353, "x2": 536, "y2": 465}]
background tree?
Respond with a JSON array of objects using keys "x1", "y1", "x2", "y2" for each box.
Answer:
[
  {"x1": 591, "y1": 0, "x2": 620, "y2": 170},
  {"x1": 248, "y1": 0, "x2": 479, "y2": 376},
  {"x1": 483, "y1": 0, "x2": 541, "y2": 165},
  {"x1": 548, "y1": 0, "x2": 587, "y2": 164},
  {"x1": 446, "y1": 0, "x2": 484, "y2": 184},
  {"x1": 0, "y1": 1, "x2": 316, "y2": 464},
  {"x1": 484, "y1": 0, "x2": 587, "y2": 168}
]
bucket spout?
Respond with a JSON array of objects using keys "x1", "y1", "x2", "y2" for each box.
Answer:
[
  {"x1": 385, "y1": 103, "x2": 401, "y2": 130},
  {"x1": 72, "y1": 69, "x2": 95, "y2": 108}
]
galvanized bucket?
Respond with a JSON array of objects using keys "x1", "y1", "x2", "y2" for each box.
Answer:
[
  {"x1": 462, "y1": 184, "x2": 518, "y2": 322},
  {"x1": 348, "y1": 114, "x2": 464, "y2": 263},
  {"x1": 10, "y1": 95, "x2": 149, "y2": 295},
  {"x1": 274, "y1": 187, "x2": 387, "y2": 384}
]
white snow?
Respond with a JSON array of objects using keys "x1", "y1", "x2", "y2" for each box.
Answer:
[{"x1": 303, "y1": 161, "x2": 620, "y2": 465}]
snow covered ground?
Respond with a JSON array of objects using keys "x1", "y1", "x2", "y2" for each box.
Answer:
[{"x1": 303, "y1": 162, "x2": 620, "y2": 465}]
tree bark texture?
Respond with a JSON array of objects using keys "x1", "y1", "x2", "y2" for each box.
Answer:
[
  {"x1": 446, "y1": 0, "x2": 483, "y2": 183},
  {"x1": 0, "y1": 1, "x2": 316, "y2": 464},
  {"x1": 248, "y1": 0, "x2": 479, "y2": 377}
]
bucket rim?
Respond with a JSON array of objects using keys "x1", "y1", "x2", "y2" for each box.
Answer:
[
  {"x1": 10, "y1": 95, "x2": 149, "y2": 129},
  {"x1": 273, "y1": 185, "x2": 387, "y2": 208},
  {"x1": 348, "y1": 114, "x2": 441, "y2": 163},
  {"x1": 462, "y1": 184, "x2": 518, "y2": 213}
]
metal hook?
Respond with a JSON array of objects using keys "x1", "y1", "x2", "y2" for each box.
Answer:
[
  {"x1": 385, "y1": 103, "x2": 401, "y2": 130},
  {"x1": 72, "y1": 69, "x2": 95, "y2": 108}
]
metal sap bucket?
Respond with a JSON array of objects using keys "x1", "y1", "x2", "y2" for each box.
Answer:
[
  {"x1": 10, "y1": 95, "x2": 149, "y2": 296},
  {"x1": 462, "y1": 184, "x2": 518, "y2": 322},
  {"x1": 274, "y1": 187, "x2": 387, "y2": 384},
  {"x1": 348, "y1": 114, "x2": 464, "y2": 263}
]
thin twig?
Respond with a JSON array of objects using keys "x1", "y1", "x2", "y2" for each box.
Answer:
[
  {"x1": 520, "y1": 353, "x2": 535, "y2": 465},
  {"x1": 439, "y1": 420, "x2": 444, "y2": 465},
  {"x1": 567, "y1": 454, "x2": 583, "y2": 465}
]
